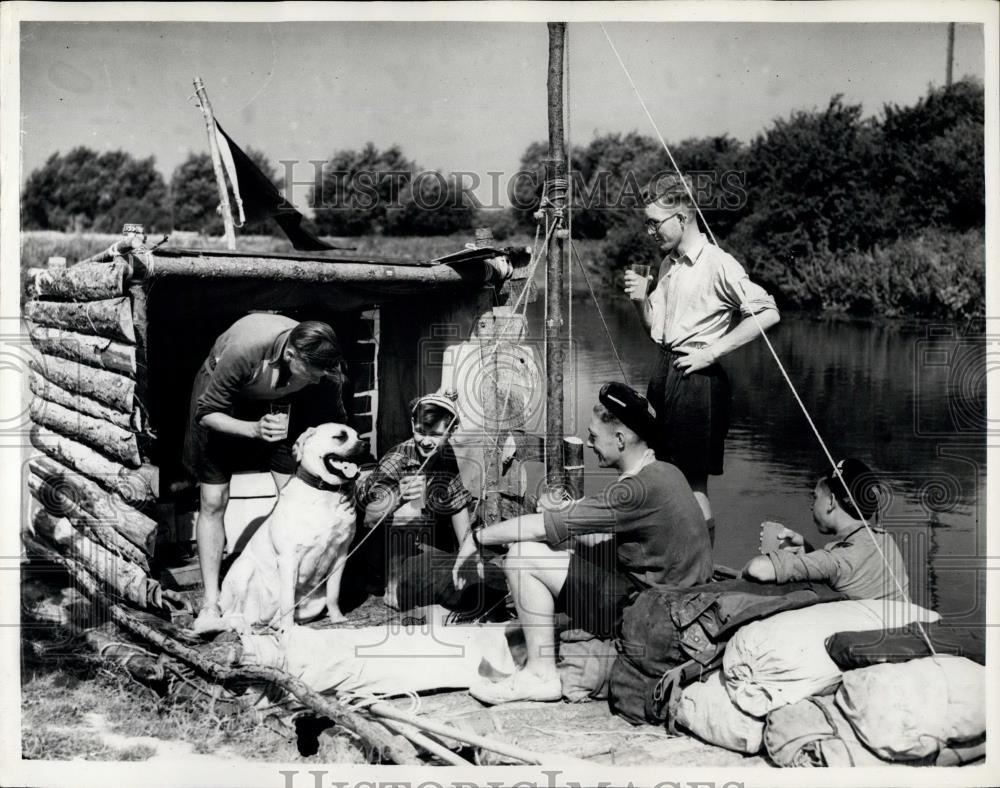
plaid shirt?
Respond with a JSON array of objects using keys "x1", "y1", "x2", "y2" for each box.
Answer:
[{"x1": 356, "y1": 438, "x2": 472, "y2": 517}]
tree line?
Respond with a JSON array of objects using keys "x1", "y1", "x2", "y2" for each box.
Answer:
[
  {"x1": 21, "y1": 143, "x2": 480, "y2": 238},
  {"x1": 21, "y1": 78, "x2": 984, "y2": 316}
]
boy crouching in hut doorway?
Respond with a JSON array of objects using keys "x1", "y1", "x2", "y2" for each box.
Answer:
[
  {"x1": 355, "y1": 390, "x2": 509, "y2": 623},
  {"x1": 183, "y1": 315, "x2": 349, "y2": 634}
]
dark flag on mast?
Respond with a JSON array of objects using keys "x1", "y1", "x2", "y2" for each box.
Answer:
[{"x1": 213, "y1": 120, "x2": 336, "y2": 252}]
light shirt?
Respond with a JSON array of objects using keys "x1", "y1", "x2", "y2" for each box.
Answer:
[
  {"x1": 767, "y1": 525, "x2": 910, "y2": 602},
  {"x1": 620, "y1": 448, "x2": 657, "y2": 480},
  {"x1": 647, "y1": 233, "x2": 777, "y2": 352}
]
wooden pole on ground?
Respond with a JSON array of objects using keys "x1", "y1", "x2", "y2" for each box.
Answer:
[
  {"x1": 23, "y1": 535, "x2": 421, "y2": 765},
  {"x1": 193, "y1": 77, "x2": 237, "y2": 250},
  {"x1": 544, "y1": 22, "x2": 568, "y2": 495}
]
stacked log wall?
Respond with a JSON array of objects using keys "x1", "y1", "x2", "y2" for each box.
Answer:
[{"x1": 26, "y1": 256, "x2": 165, "y2": 612}]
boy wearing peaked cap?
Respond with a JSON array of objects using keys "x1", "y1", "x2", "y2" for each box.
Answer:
[
  {"x1": 456, "y1": 381, "x2": 712, "y2": 705},
  {"x1": 742, "y1": 458, "x2": 910, "y2": 602}
]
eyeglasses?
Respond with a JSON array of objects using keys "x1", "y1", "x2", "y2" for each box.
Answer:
[{"x1": 645, "y1": 212, "x2": 682, "y2": 235}]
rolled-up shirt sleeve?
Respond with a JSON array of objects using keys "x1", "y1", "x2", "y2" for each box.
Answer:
[
  {"x1": 542, "y1": 492, "x2": 619, "y2": 547},
  {"x1": 194, "y1": 350, "x2": 253, "y2": 423},
  {"x1": 767, "y1": 548, "x2": 845, "y2": 586},
  {"x1": 716, "y1": 255, "x2": 777, "y2": 317}
]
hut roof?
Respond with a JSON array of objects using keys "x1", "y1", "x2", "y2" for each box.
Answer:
[{"x1": 133, "y1": 244, "x2": 509, "y2": 290}]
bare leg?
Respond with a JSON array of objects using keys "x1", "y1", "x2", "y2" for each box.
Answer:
[
  {"x1": 687, "y1": 473, "x2": 714, "y2": 546},
  {"x1": 196, "y1": 482, "x2": 230, "y2": 609},
  {"x1": 325, "y1": 557, "x2": 348, "y2": 623},
  {"x1": 502, "y1": 540, "x2": 570, "y2": 680}
]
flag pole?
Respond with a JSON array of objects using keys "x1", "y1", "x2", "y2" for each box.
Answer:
[{"x1": 193, "y1": 77, "x2": 237, "y2": 250}]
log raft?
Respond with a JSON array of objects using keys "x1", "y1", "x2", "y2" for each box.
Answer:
[{"x1": 21, "y1": 234, "x2": 534, "y2": 764}]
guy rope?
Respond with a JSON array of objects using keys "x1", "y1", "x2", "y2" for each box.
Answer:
[{"x1": 597, "y1": 23, "x2": 936, "y2": 656}]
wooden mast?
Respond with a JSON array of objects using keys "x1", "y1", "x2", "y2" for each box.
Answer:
[
  {"x1": 193, "y1": 77, "x2": 237, "y2": 250},
  {"x1": 946, "y1": 22, "x2": 955, "y2": 87},
  {"x1": 544, "y1": 22, "x2": 568, "y2": 492}
]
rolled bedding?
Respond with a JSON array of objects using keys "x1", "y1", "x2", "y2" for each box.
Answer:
[{"x1": 723, "y1": 599, "x2": 939, "y2": 717}]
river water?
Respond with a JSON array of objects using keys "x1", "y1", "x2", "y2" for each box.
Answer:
[{"x1": 524, "y1": 295, "x2": 987, "y2": 648}]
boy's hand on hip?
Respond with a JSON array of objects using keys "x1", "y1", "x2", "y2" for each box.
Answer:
[{"x1": 673, "y1": 347, "x2": 715, "y2": 375}]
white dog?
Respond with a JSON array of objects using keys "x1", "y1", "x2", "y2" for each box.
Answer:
[{"x1": 202, "y1": 423, "x2": 366, "y2": 637}]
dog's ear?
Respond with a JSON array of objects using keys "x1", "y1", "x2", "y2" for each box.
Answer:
[{"x1": 292, "y1": 426, "x2": 318, "y2": 463}]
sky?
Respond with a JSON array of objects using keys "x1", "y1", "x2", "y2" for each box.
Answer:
[{"x1": 19, "y1": 20, "x2": 985, "y2": 208}]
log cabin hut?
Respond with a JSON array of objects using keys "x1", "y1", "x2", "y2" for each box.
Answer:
[{"x1": 23, "y1": 228, "x2": 532, "y2": 621}]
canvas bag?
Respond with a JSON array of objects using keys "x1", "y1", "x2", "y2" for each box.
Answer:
[
  {"x1": 618, "y1": 578, "x2": 846, "y2": 677},
  {"x1": 723, "y1": 599, "x2": 939, "y2": 717},
  {"x1": 835, "y1": 656, "x2": 985, "y2": 761},
  {"x1": 609, "y1": 579, "x2": 844, "y2": 727},
  {"x1": 558, "y1": 629, "x2": 617, "y2": 702},
  {"x1": 674, "y1": 669, "x2": 764, "y2": 754},
  {"x1": 764, "y1": 695, "x2": 886, "y2": 767}
]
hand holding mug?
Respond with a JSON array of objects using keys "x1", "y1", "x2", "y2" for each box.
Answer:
[
  {"x1": 399, "y1": 474, "x2": 425, "y2": 504},
  {"x1": 624, "y1": 264, "x2": 653, "y2": 301},
  {"x1": 257, "y1": 414, "x2": 288, "y2": 443}
]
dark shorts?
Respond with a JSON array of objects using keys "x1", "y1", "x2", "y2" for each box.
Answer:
[
  {"x1": 183, "y1": 375, "x2": 349, "y2": 486},
  {"x1": 396, "y1": 544, "x2": 510, "y2": 618},
  {"x1": 557, "y1": 541, "x2": 642, "y2": 640},
  {"x1": 647, "y1": 345, "x2": 731, "y2": 477},
  {"x1": 183, "y1": 397, "x2": 298, "y2": 485},
  {"x1": 187, "y1": 428, "x2": 297, "y2": 485}
]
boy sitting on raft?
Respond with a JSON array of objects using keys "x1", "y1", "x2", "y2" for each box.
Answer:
[
  {"x1": 742, "y1": 457, "x2": 910, "y2": 602},
  {"x1": 355, "y1": 390, "x2": 507, "y2": 619}
]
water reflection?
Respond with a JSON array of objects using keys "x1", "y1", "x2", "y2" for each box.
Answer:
[{"x1": 525, "y1": 295, "x2": 987, "y2": 641}]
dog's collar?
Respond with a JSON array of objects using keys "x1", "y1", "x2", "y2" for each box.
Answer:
[{"x1": 295, "y1": 466, "x2": 353, "y2": 492}]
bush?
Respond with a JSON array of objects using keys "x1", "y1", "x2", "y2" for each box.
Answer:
[
  {"x1": 310, "y1": 143, "x2": 417, "y2": 236},
  {"x1": 776, "y1": 229, "x2": 984, "y2": 319},
  {"x1": 169, "y1": 150, "x2": 281, "y2": 236},
  {"x1": 475, "y1": 209, "x2": 521, "y2": 242},
  {"x1": 384, "y1": 172, "x2": 476, "y2": 236},
  {"x1": 22, "y1": 148, "x2": 169, "y2": 233}
]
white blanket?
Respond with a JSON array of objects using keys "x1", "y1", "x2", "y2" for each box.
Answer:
[{"x1": 240, "y1": 622, "x2": 518, "y2": 696}]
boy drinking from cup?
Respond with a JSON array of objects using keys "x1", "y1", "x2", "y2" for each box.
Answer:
[{"x1": 356, "y1": 391, "x2": 508, "y2": 619}]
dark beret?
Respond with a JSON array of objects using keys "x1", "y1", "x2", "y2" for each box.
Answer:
[
  {"x1": 599, "y1": 381, "x2": 658, "y2": 445},
  {"x1": 823, "y1": 457, "x2": 881, "y2": 520}
]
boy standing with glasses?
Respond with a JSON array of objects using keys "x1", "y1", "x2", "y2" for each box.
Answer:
[{"x1": 623, "y1": 174, "x2": 780, "y2": 544}]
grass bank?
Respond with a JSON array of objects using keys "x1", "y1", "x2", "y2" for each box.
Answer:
[
  {"x1": 19, "y1": 229, "x2": 982, "y2": 320},
  {"x1": 22, "y1": 624, "x2": 365, "y2": 763}
]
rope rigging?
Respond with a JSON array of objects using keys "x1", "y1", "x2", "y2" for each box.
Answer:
[
  {"x1": 597, "y1": 23, "x2": 934, "y2": 656},
  {"x1": 291, "y1": 23, "x2": 923, "y2": 654}
]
